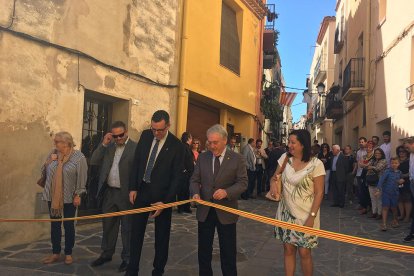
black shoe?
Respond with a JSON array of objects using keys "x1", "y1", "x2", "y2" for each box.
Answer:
[
  {"x1": 118, "y1": 261, "x2": 128, "y2": 272},
  {"x1": 403, "y1": 234, "x2": 414, "y2": 243},
  {"x1": 330, "y1": 204, "x2": 339, "y2": 207},
  {"x1": 91, "y1": 256, "x2": 112, "y2": 267},
  {"x1": 183, "y1": 208, "x2": 192, "y2": 214}
]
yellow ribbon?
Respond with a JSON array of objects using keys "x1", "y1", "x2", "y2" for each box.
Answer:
[{"x1": 0, "y1": 199, "x2": 413, "y2": 254}]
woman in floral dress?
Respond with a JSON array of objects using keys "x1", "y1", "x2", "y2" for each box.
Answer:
[{"x1": 270, "y1": 129, "x2": 325, "y2": 276}]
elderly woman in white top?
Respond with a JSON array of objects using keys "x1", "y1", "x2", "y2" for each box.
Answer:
[{"x1": 41, "y1": 131, "x2": 87, "y2": 265}]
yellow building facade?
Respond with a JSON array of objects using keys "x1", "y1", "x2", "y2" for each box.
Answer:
[{"x1": 177, "y1": 0, "x2": 267, "y2": 148}]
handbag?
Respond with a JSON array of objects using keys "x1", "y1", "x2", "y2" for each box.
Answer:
[
  {"x1": 36, "y1": 164, "x2": 47, "y2": 188},
  {"x1": 366, "y1": 172, "x2": 379, "y2": 186},
  {"x1": 37, "y1": 150, "x2": 56, "y2": 188},
  {"x1": 266, "y1": 155, "x2": 289, "y2": 202}
]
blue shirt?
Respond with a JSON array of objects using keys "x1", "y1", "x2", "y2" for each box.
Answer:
[{"x1": 377, "y1": 168, "x2": 401, "y2": 196}]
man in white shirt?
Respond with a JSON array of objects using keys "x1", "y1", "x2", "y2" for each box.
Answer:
[{"x1": 379, "y1": 131, "x2": 391, "y2": 167}]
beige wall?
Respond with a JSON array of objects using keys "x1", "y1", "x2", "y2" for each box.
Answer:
[{"x1": 0, "y1": 0, "x2": 181, "y2": 248}]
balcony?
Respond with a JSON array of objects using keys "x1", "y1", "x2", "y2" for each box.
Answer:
[
  {"x1": 313, "y1": 100, "x2": 326, "y2": 124},
  {"x1": 325, "y1": 86, "x2": 343, "y2": 119},
  {"x1": 406, "y1": 84, "x2": 414, "y2": 107},
  {"x1": 342, "y1": 58, "x2": 365, "y2": 101},
  {"x1": 313, "y1": 54, "x2": 326, "y2": 84},
  {"x1": 334, "y1": 27, "x2": 344, "y2": 54}
]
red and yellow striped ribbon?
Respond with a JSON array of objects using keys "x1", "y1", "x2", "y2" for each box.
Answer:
[{"x1": 0, "y1": 199, "x2": 413, "y2": 254}]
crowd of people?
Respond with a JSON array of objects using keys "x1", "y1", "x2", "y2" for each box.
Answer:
[
  {"x1": 309, "y1": 132, "x2": 414, "y2": 237},
  {"x1": 37, "y1": 113, "x2": 414, "y2": 276}
]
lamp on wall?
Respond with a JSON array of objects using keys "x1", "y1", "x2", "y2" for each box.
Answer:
[{"x1": 303, "y1": 82, "x2": 326, "y2": 97}]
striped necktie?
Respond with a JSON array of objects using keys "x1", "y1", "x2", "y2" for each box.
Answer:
[{"x1": 144, "y1": 139, "x2": 159, "y2": 183}]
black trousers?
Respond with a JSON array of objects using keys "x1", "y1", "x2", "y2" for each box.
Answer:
[
  {"x1": 177, "y1": 176, "x2": 191, "y2": 211},
  {"x1": 357, "y1": 176, "x2": 371, "y2": 208},
  {"x1": 244, "y1": 169, "x2": 256, "y2": 198},
  {"x1": 254, "y1": 164, "x2": 264, "y2": 195},
  {"x1": 198, "y1": 208, "x2": 237, "y2": 276},
  {"x1": 127, "y1": 200, "x2": 172, "y2": 276},
  {"x1": 101, "y1": 187, "x2": 131, "y2": 261},
  {"x1": 48, "y1": 202, "x2": 76, "y2": 255},
  {"x1": 330, "y1": 171, "x2": 346, "y2": 206}
]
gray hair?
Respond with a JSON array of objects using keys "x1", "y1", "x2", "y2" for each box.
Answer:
[
  {"x1": 332, "y1": 144, "x2": 340, "y2": 150},
  {"x1": 206, "y1": 124, "x2": 228, "y2": 139},
  {"x1": 404, "y1": 136, "x2": 414, "y2": 144},
  {"x1": 55, "y1": 131, "x2": 76, "y2": 147}
]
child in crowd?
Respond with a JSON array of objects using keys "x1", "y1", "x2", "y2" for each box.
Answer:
[{"x1": 375, "y1": 157, "x2": 404, "y2": 231}]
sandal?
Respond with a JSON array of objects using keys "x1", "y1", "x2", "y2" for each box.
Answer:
[
  {"x1": 381, "y1": 224, "x2": 387, "y2": 231},
  {"x1": 391, "y1": 221, "x2": 400, "y2": 228}
]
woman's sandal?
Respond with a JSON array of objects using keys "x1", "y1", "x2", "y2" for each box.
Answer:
[
  {"x1": 391, "y1": 221, "x2": 400, "y2": 228},
  {"x1": 381, "y1": 224, "x2": 387, "y2": 231}
]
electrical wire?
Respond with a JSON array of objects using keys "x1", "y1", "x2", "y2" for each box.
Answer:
[{"x1": 0, "y1": 26, "x2": 179, "y2": 89}]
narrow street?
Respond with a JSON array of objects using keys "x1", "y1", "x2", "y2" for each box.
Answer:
[{"x1": 1, "y1": 199, "x2": 413, "y2": 276}]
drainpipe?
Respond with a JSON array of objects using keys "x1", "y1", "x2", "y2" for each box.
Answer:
[
  {"x1": 364, "y1": 0, "x2": 371, "y2": 134},
  {"x1": 176, "y1": 0, "x2": 189, "y2": 136}
]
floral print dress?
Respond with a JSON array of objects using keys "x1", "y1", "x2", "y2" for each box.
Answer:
[{"x1": 275, "y1": 153, "x2": 326, "y2": 248}]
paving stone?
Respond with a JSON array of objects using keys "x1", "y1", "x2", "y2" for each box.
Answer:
[{"x1": 1, "y1": 200, "x2": 413, "y2": 275}]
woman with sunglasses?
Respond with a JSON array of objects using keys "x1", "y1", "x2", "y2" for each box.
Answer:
[
  {"x1": 317, "y1": 143, "x2": 332, "y2": 199},
  {"x1": 396, "y1": 145, "x2": 411, "y2": 222},
  {"x1": 41, "y1": 131, "x2": 87, "y2": 265}
]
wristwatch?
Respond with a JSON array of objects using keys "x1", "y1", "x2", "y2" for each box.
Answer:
[{"x1": 310, "y1": 212, "x2": 317, "y2": 217}]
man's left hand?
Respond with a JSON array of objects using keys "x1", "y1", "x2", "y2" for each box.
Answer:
[
  {"x1": 149, "y1": 202, "x2": 164, "y2": 218},
  {"x1": 213, "y1": 189, "x2": 228, "y2": 200}
]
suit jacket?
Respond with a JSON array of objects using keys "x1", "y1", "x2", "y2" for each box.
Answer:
[
  {"x1": 242, "y1": 144, "x2": 256, "y2": 171},
  {"x1": 330, "y1": 153, "x2": 348, "y2": 181},
  {"x1": 129, "y1": 129, "x2": 184, "y2": 204},
  {"x1": 90, "y1": 139, "x2": 137, "y2": 199},
  {"x1": 190, "y1": 150, "x2": 248, "y2": 224}
]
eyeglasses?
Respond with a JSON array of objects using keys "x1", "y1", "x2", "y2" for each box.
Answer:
[
  {"x1": 193, "y1": 142, "x2": 199, "y2": 145},
  {"x1": 151, "y1": 126, "x2": 167, "y2": 133},
  {"x1": 112, "y1": 132, "x2": 125, "y2": 139}
]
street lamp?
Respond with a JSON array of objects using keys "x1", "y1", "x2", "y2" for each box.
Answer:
[{"x1": 303, "y1": 82, "x2": 326, "y2": 97}]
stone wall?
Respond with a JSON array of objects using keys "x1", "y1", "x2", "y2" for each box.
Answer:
[{"x1": 0, "y1": 0, "x2": 181, "y2": 248}]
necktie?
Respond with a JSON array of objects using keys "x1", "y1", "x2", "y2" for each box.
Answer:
[
  {"x1": 144, "y1": 139, "x2": 159, "y2": 182},
  {"x1": 214, "y1": 156, "x2": 221, "y2": 179}
]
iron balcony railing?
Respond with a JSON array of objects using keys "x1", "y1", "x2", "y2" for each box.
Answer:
[
  {"x1": 342, "y1": 58, "x2": 364, "y2": 97},
  {"x1": 406, "y1": 84, "x2": 414, "y2": 102}
]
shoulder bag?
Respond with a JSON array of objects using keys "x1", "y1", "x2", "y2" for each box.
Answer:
[{"x1": 266, "y1": 155, "x2": 289, "y2": 202}]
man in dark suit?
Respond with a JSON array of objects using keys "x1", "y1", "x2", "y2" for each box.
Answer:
[
  {"x1": 190, "y1": 124, "x2": 247, "y2": 276},
  {"x1": 330, "y1": 144, "x2": 349, "y2": 208},
  {"x1": 126, "y1": 110, "x2": 184, "y2": 276},
  {"x1": 177, "y1": 131, "x2": 194, "y2": 214},
  {"x1": 90, "y1": 121, "x2": 136, "y2": 272}
]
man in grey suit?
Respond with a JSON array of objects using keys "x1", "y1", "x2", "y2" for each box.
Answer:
[
  {"x1": 90, "y1": 121, "x2": 137, "y2": 272},
  {"x1": 330, "y1": 144, "x2": 349, "y2": 208},
  {"x1": 191, "y1": 124, "x2": 247, "y2": 276},
  {"x1": 241, "y1": 138, "x2": 256, "y2": 199}
]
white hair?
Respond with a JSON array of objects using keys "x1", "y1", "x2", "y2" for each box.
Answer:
[
  {"x1": 206, "y1": 124, "x2": 228, "y2": 139},
  {"x1": 332, "y1": 144, "x2": 340, "y2": 150}
]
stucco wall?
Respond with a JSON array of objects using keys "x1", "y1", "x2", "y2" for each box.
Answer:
[{"x1": 0, "y1": 0, "x2": 181, "y2": 248}]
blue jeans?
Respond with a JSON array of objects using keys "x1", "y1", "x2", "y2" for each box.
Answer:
[{"x1": 48, "y1": 202, "x2": 76, "y2": 255}]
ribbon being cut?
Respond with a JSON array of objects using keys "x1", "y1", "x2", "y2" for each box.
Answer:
[{"x1": 0, "y1": 199, "x2": 413, "y2": 255}]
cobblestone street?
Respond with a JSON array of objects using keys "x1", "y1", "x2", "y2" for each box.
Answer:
[{"x1": 1, "y1": 199, "x2": 414, "y2": 275}]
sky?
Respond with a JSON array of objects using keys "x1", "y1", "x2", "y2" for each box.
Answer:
[{"x1": 268, "y1": 0, "x2": 336, "y2": 122}]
